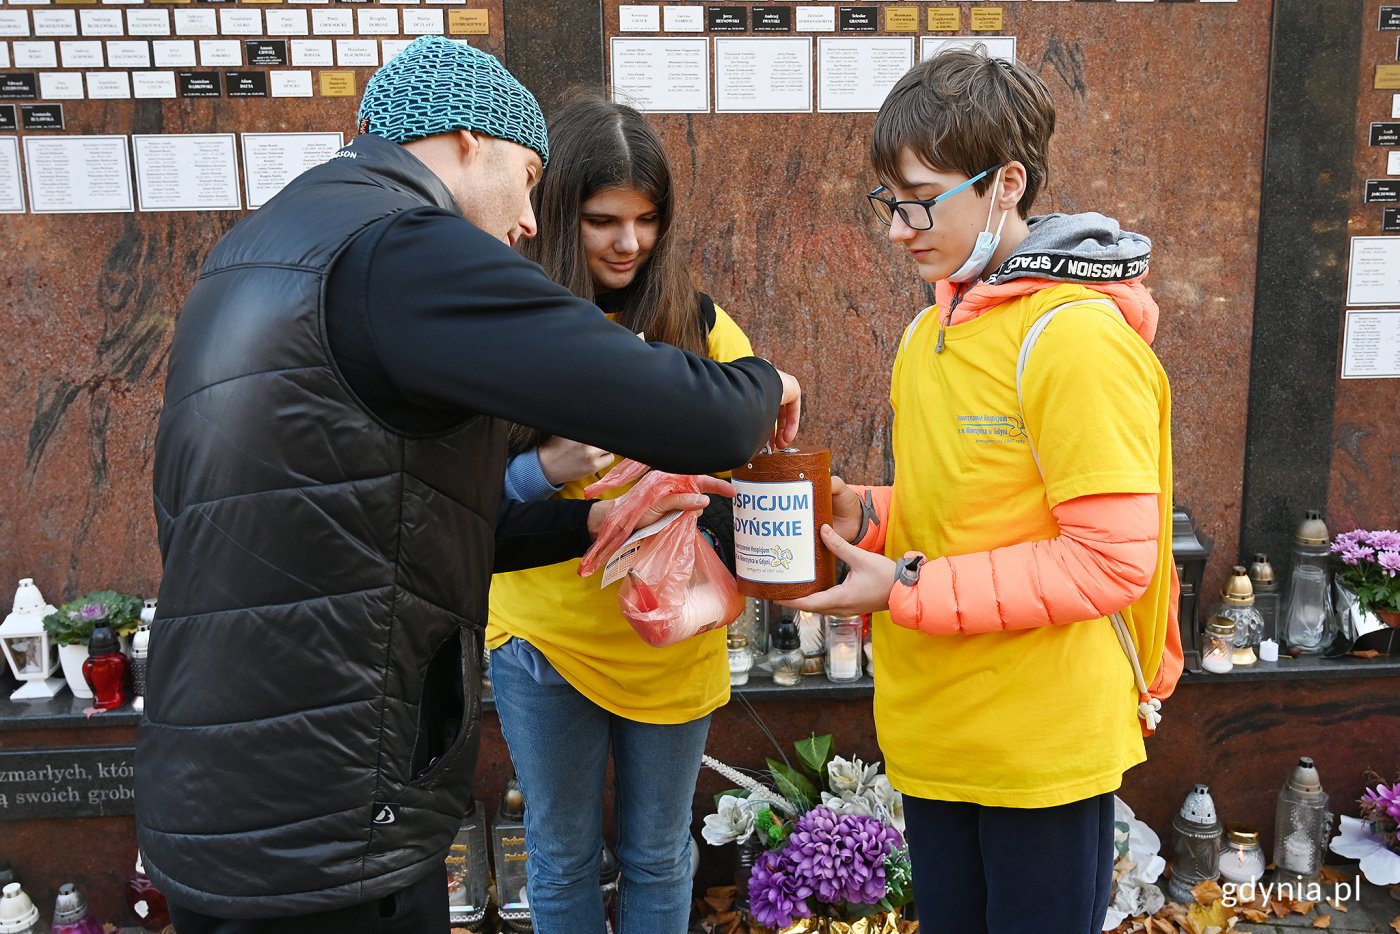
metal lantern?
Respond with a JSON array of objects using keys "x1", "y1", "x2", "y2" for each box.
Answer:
[
  {"x1": 446, "y1": 799, "x2": 490, "y2": 932},
  {"x1": 1171, "y1": 509, "x2": 1214, "y2": 671},
  {"x1": 1166, "y1": 784, "x2": 1222, "y2": 904},
  {"x1": 0, "y1": 579, "x2": 63, "y2": 701},
  {"x1": 494, "y1": 776, "x2": 532, "y2": 933}
]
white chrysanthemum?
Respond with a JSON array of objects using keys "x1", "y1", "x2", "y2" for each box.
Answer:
[
  {"x1": 701, "y1": 794, "x2": 757, "y2": 847},
  {"x1": 820, "y1": 790, "x2": 878, "y2": 819},
  {"x1": 826, "y1": 755, "x2": 881, "y2": 797},
  {"x1": 869, "y1": 774, "x2": 906, "y2": 833}
]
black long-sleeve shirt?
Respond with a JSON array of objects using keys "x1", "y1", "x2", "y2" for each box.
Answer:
[{"x1": 325, "y1": 204, "x2": 782, "y2": 568}]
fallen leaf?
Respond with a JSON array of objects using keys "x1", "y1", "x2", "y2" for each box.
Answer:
[
  {"x1": 1188, "y1": 898, "x2": 1234, "y2": 933},
  {"x1": 1192, "y1": 880, "x2": 1225, "y2": 906},
  {"x1": 1241, "y1": 908, "x2": 1271, "y2": 922},
  {"x1": 1321, "y1": 866, "x2": 1347, "y2": 884},
  {"x1": 1348, "y1": 649, "x2": 1382, "y2": 659},
  {"x1": 1292, "y1": 900, "x2": 1316, "y2": 915},
  {"x1": 1269, "y1": 898, "x2": 1292, "y2": 918},
  {"x1": 705, "y1": 894, "x2": 736, "y2": 912},
  {"x1": 1327, "y1": 897, "x2": 1349, "y2": 912},
  {"x1": 1313, "y1": 916, "x2": 1331, "y2": 929},
  {"x1": 1391, "y1": 918, "x2": 1400, "y2": 934}
]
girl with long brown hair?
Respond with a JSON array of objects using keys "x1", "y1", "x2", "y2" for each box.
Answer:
[{"x1": 487, "y1": 96, "x2": 758, "y2": 934}]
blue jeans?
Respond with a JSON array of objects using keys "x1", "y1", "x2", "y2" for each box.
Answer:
[
  {"x1": 490, "y1": 646, "x2": 711, "y2": 934},
  {"x1": 902, "y1": 791, "x2": 1115, "y2": 934}
]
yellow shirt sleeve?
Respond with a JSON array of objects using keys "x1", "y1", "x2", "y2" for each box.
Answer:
[
  {"x1": 707, "y1": 303, "x2": 755, "y2": 362},
  {"x1": 1019, "y1": 304, "x2": 1164, "y2": 507}
]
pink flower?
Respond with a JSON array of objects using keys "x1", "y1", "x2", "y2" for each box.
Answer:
[{"x1": 1367, "y1": 530, "x2": 1400, "y2": 550}]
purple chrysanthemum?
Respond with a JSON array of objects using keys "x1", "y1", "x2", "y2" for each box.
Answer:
[
  {"x1": 782, "y1": 806, "x2": 904, "y2": 908},
  {"x1": 1334, "y1": 529, "x2": 1369, "y2": 551},
  {"x1": 748, "y1": 848, "x2": 813, "y2": 930},
  {"x1": 838, "y1": 813, "x2": 905, "y2": 905},
  {"x1": 1366, "y1": 530, "x2": 1400, "y2": 551},
  {"x1": 1340, "y1": 544, "x2": 1375, "y2": 566},
  {"x1": 1377, "y1": 550, "x2": 1400, "y2": 576}
]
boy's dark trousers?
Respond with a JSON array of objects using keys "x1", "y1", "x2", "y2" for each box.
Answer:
[
  {"x1": 167, "y1": 863, "x2": 448, "y2": 934},
  {"x1": 903, "y1": 791, "x2": 1115, "y2": 933}
]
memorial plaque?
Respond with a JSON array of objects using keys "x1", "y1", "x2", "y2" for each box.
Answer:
[
  {"x1": 20, "y1": 103, "x2": 63, "y2": 129},
  {"x1": 1386, "y1": 208, "x2": 1400, "y2": 233},
  {"x1": 0, "y1": 104, "x2": 15, "y2": 131},
  {"x1": 1366, "y1": 179, "x2": 1400, "y2": 204},
  {"x1": 245, "y1": 39, "x2": 288, "y2": 65},
  {"x1": 837, "y1": 6, "x2": 875, "y2": 32},
  {"x1": 1381, "y1": 6, "x2": 1400, "y2": 30},
  {"x1": 0, "y1": 746, "x2": 136, "y2": 820},
  {"x1": 1371, "y1": 122, "x2": 1400, "y2": 147},
  {"x1": 178, "y1": 70, "x2": 221, "y2": 96},
  {"x1": 225, "y1": 70, "x2": 269, "y2": 96},
  {"x1": 707, "y1": 6, "x2": 746, "y2": 32},
  {"x1": 0, "y1": 73, "x2": 38, "y2": 100},
  {"x1": 751, "y1": 6, "x2": 790, "y2": 33}
]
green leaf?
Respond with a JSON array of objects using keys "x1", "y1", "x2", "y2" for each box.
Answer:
[
  {"x1": 793, "y1": 733, "x2": 834, "y2": 778},
  {"x1": 767, "y1": 758, "x2": 817, "y2": 811}
]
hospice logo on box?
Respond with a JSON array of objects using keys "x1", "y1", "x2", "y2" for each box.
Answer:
[{"x1": 732, "y1": 479, "x2": 815, "y2": 584}]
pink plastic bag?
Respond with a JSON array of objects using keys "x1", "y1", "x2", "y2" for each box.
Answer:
[{"x1": 578, "y1": 459, "x2": 745, "y2": 648}]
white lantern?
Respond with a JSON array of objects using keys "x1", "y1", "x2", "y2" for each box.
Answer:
[{"x1": 0, "y1": 579, "x2": 65, "y2": 700}]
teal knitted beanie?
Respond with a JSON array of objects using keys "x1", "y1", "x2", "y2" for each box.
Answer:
[{"x1": 357, "y1": 36, "x2": 549, "y2": 165}]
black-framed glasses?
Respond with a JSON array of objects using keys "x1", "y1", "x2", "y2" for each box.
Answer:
[{"x1": 866, "y1": 166, "x2": 1000, "y2": 230}]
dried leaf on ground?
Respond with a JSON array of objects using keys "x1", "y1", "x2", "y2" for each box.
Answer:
[
  {"x1": 1191, "y1": 880, "x2": 1225, "y2": 906},
  {"x1": 1292, "y1": 900, "x2": 1316, "y2": 915},
  {"x1": 1349, "y1": 649, "x2": 1382, "y2": 659},
  {"x1": 1327, "y1": 897, "x2": 1348, "y2": 912},
  {"x1": 1312, "y1": 916, "x2": 1331, "y2": 928},
  {"x1": 1391, "y1": 917, "x2": 1400, "y2": 934},
  {"x1": 1186, "y1": 898, "x2": 1233, "y2": 933}
]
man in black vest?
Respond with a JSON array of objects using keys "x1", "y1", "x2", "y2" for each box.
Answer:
[{"x1": 140, "y1": 36, "x2": 799, "y2": 933}]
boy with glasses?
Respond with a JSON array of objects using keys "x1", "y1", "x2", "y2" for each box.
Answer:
[{"x1": 785, "y1": 47, "x2": 1178, "y2": 933}]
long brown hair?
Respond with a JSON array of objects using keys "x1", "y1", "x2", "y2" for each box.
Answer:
[{"x1": 509, "y1": 95, "x2": 705, "y2": 455}]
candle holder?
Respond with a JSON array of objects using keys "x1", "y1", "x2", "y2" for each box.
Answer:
[
  {"x1": 0, "y1": 579, "x2": 63, "y2": 701},
  {"x1": 1273, "y1": 756, "x2": 1331, "y2": 889},
  {"x1": 1166, "y1": 784, "x2": 1222, "y2": 904},
  {"x1": 727, "y1": 631, "x2": 753, "y2": 686},
  {"x1": 768, "y1": 617, "x2": 803, "y2": 686},
  {"x1": 446, "y1": 799, "x2": 489, "y2": 931},
  {"x1": 823, "y1": 615, "x2": 862, "y2": 683},
  {"x1": 1217, "y1": 828, "x2": 1266, "y2": 887},
  {"x1": 494, "y1": 777, "x2": 531, "y2": 931},
  {"x1": 1200, "y1": 616, "x2": 1235, "y2": 675}
]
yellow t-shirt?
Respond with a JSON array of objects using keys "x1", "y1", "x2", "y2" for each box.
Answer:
[
  {"x1": 486, "y1": 305, "x2": 755, "y2": 724},
  {"x1": 874, "y1": 283, "x2": 1174, "y2": 808}
]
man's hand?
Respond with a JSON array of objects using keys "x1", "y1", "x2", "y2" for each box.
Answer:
[
  {"x1": 538, "y1": 436, "x2": 614, "y2": 487},
  {"x1": 779, "y1": 524, "x2": 897, "y2": 616},
  {"x1": 772, "y1": 368, "x2": 802, "y2": 449},
  {"x1": 586, "y1": 476, "x2": 735, "y2": 539},
  {"x1": 830, "y1": 476, "x2": 863, "y2": 542}
]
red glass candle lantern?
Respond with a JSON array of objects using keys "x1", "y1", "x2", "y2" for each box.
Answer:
[{"x1": 81, "y1": 623, "x2": 128, "y2": 711}]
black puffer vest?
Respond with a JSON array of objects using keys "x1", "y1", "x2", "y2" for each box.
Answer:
[{"x1": 139, "y1": 136, "x2": 501, "y2": 917}]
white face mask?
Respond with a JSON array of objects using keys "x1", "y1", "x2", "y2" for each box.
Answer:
[{"x1": 947, "y1": 168, "x2": 1007, "y2": 284}]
